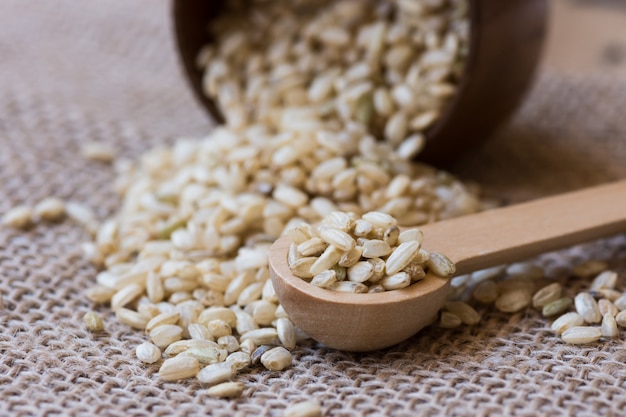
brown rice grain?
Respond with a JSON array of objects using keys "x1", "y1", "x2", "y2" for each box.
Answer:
[
  {"x1": 261, "y1": 346, "x2": 293, "y2": 371},
  {"x1": 572, "y1": 260, "x2": 609, "y2": 279},
  {"x1": 284, "y1": 401, "x2": 323, "y2": 417},
  {"x1": 439, "y1": 311, "x2": 462, "y2": 329},
  {"x1": 561, "y1": 326, "x2": 602, "y2": 345},
  {"x1": 136, "y1": 342, "x2": 162, "y2": 364},
  {"x1": 601, "y1": 313, "x2": 619, "y2": 338},
  {"x1": 116, "y1": 308, "x2": 149, "y2": 330},
  {"x1": 615, "y1": 310, "x2": 626, "y2": 327},
  {"x1": 551, "y1": 312, "x2": 585, "y2": 335},
  {"x1": 196, "y1": 362, "x2": 234, "y2": 385},
  {"x1": 574, "y1": 293, "x2": 602, "y2": 324},
  {"x1": 472, "y1": 280, "x2": 498, "y2": 304},
  {"x1": 590, "y1": 270, "x2": 618, "y2": 291},
  {"x1": 206, "y1": 381, "x2": 245, "y2": 398},
  {"x1": 495, "y1": 289, "x2": 531, "y2": 313},
  {"x1": 542, "y1": 297, "x2": 573, "y2": 317},
  {"x1": 83, "y1": 311, "x2": 104, "y2": 332},
  {"x1": 158, "y1": 356, "x2": 200, "y2": 381},
  {"x1": 150, "y1": 324, "x2": 184, "y2": 348},
  {"x1": 1, "y1": 206, "x2": 33, "y2": 229},
  {"x1": 443, "y1": 301, "x2": 480, "y2": 325},
  {"x1": 532, "y1": 282, "x2": 562, "y2": 309},
  {"x1": 34, "y1": 197, "x2": 66, "y2": 221}
]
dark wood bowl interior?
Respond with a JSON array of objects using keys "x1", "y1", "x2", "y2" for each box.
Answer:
[{"x1": 172, "y1": 0, "x2": 548, "y2": 164}]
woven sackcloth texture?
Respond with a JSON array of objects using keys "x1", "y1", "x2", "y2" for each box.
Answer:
[{"x1": 2, "y1": 1, "x2": 626, "y2": 416}]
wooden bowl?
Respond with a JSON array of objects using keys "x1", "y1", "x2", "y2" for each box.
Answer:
[{"x1": 172, "y1": 0, "x2": 548, "y2": 164}]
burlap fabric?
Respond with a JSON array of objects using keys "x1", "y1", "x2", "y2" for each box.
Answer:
[{"x1": 2, "y1": 1, "x2": 626, "y2": 415}]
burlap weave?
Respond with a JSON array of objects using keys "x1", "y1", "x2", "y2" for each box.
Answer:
[{"x1": 2, "y1": 1, "x2": 626, "y2": 415}]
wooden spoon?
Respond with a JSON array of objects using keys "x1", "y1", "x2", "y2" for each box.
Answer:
[{"x1": 269, "y1": 180, "x2": 626, "y2": 352}]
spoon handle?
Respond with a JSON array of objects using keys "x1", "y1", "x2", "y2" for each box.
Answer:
[{"x1": 420, "y1": 180, "x2": 626, "y2": 275}]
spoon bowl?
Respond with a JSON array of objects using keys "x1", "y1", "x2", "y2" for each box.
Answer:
[
  {"x1": 269, "y1": 180, "x2": 626, "y2": 351},
  {"x1": 269, "y1": 233, "x2": 450, "y2": 352}
]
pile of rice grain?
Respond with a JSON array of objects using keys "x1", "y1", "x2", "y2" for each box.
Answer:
[
  {"x1": 83, "y1": 117, "x2": 480, "y2": 387},
  {"x1": 5, "y1": 0, "x2": 480, "y2": 401}
]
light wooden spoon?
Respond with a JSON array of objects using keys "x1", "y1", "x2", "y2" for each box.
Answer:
[{"x1": 269, "y1": 180, "x2": 626, "y2": 352}]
